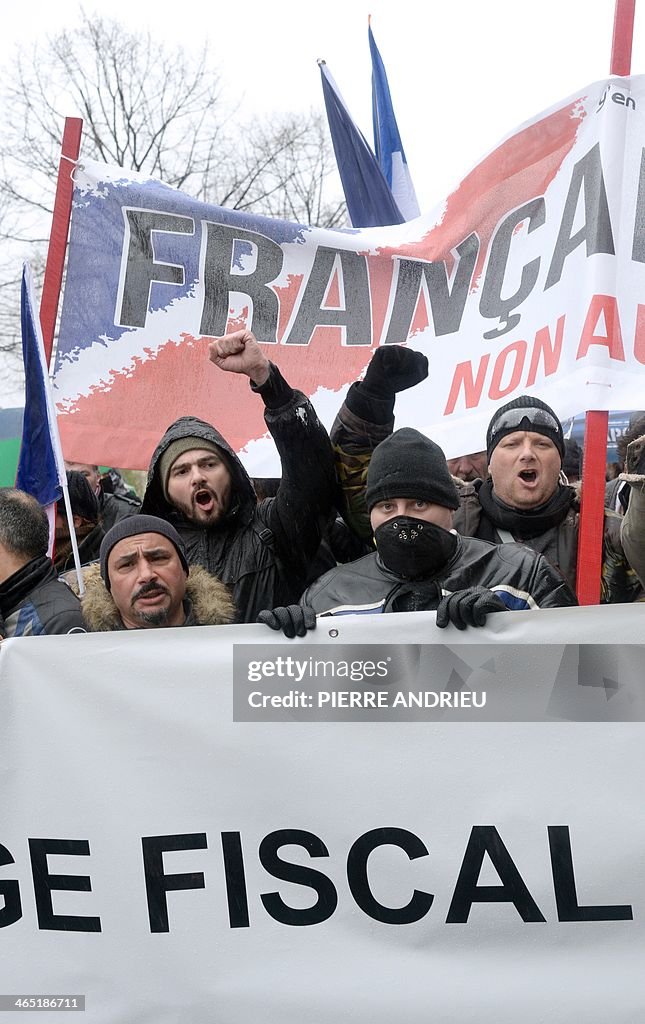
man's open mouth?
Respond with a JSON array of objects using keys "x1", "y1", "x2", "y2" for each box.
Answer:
[
  {"x1": 194, "y1": 488, "x2": 215, "y2": 509},
  {"x1": 519, "y1": 470, "x2": 538, "y2": 483}
]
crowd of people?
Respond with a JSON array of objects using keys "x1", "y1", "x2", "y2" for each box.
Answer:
[{"x1": 1, "y1": 329, "x2": 644, "y2": 642}]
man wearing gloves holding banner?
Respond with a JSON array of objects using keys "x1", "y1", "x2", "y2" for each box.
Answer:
[
  {"x1": 259, "y1": 425, "x2": 576, "y2": 636},
  {"x1": 327, "y1": 347, "x2": 642, "y2": 604}
]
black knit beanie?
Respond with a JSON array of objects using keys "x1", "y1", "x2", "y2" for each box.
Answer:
[
  {"x1": 62, "y1": 470, "x2": 100, "y2": 523},
  {"x1": 100, "y1": 515, "x2": 189, "y2": 591},
  {"x1": 365, "y1": 428, "x2": 460, "y2": 512},
  {"x1": 486, "y1": 396, "x2": 565, "y2": 463}
]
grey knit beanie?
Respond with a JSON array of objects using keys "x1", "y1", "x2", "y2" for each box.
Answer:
[
  {"x1": 99, "y1": 515, "x2": 189, "y2": 591},
  {"x1": 159, "y1": 437, "x2": 223, "y2": 500}
]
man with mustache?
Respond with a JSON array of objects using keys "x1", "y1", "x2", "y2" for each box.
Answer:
[
  {"x1": 140, "y1": 329, "x2": 336, "y2": 622},
  {"x1": 80, "y1": 516, "x2": 234, "y2": 631}
]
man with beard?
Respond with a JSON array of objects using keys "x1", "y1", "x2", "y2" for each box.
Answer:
[
  {"x1": 80, "y1": 516, "x2": 235, "y2": 631},
  {"x1": 140, "y1": 329, "x2": 336, "y2": 622},
  {"x1": 259, "y1": 427, "x2": 576, "y2": 636}
]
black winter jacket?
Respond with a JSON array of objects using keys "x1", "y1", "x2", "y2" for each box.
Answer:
[
  {"x1": 331, "y1": 388, "x2": 641, "y2": 604},
  {"x1": 141, "y1": 363, "x2": 337, "y2": 622},
  {"x1": 301, "y1": 534, "x2": 577, "y2": 616},
  {"x1": 0, "y1": 556, "x2": 85, "y2": 638}
]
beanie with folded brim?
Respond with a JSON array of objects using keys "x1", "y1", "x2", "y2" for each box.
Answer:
[
  {"x1": 159, "y1": 437, "x2": 225, "y2": 501},
  {"x1": 99, "y1": 515, "x2": 189, "y2": 591},
  {"x1": 486, "y1": 395, "x2": 565, "y2": 463},
  {"x1": 365, "y1": 428, "x2": 460, "y2": 512}
]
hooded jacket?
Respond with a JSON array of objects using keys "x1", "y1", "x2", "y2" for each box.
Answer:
[
  {"x1": 301, "y1": 533, "x2": 577, "y2": 616},
  {"x1": 140, "y1": 364, "x2": 337, "y2": 621},
  {"x1": 79, "y1": 563, "x2": 235, "y2": 631},
  {"x1": 0, "y1": 555, "x2": 85, "y2": 638}
]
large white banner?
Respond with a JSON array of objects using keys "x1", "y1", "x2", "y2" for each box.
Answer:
[
  {"x1": 0, "y1": 606, "x2": 644, "y2": 1022},
  {"x1": 53, "y1": 77, "x2": 645, "y2": 470}
]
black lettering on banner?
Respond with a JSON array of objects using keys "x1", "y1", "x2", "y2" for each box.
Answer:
[
  {"x1": 285, "y1": 247, "x2": 372, "y2": 346},
  {"x1": 199, "y1": 223, "x2": 283, "y2": 342},
  {"x1": 142, "y1": 833, "x2": 207, "y2": 933},
  {"x1": 28, "y1": 838, "x2": 101, "y2": 933},
  {"x1": 221, "y1": 832, "x2": 250, "y2": 929},
  {"x1": 479, "y1": 198, "x2": 545, "y2": 339},
  {"x1": 383, "y1": 233, "x2": 479, "y2": 344},
  {"x1": 548, "y1": 825, "x2": 633, "y2": 922},
  {"x1": 0, "y1": 843, "x2": 22, "y2": 928},
  {"x1": 631, "y1": 149, "x2": 645, "y2": 263},
  {"x1": 259, "y1": 829, "x2": 338, "y2": 926},
  {"x1": 346, "y1": 827, "x2": 434, "y2": 924},
  {"x1": 118, "y1": 210, "x2": 194, "y2": 328},
  {"x1": 545, "y1": 142, "x2": 615, "y2": 289},
  {"x1": 446, "y1": 826, "x2": 545, "y2": 923}
]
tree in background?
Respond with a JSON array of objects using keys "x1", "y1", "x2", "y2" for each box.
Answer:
[{"x1": 0, "y1": 10, "x2": 345, "y2": 369}]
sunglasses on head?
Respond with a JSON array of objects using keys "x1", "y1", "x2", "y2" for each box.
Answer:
[{"x1": 489, "y1": 406, "x2": 561, "y2": 440}]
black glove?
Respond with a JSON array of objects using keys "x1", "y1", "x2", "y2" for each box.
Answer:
[
  {"x1": 435, "y1": 588, "x2": 507, "y2": 630},
  {"x1": 257, "y1": 604, "x2": 317, "y2": 638},
  {"x1": 361, "y1": 345, "x2": 428, "y2": 399}
]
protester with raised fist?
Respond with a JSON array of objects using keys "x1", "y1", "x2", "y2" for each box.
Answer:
[
  {"x1": 259, "y1": 426, "x2": 576, "y2": 637},
  {"x1": 140, "y1": 329, "x2": 337, "y2": 622}
]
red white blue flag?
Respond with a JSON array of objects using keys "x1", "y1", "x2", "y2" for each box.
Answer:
[
  {"x1": 53, "y1": 78, "x2": 645, "y2": 472},
  {"x1": 16, "y1": 264, "x2": 65, "y2": 553}
]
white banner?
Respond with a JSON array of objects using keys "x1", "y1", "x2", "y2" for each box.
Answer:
[{"x1": 0, "y1": 607, "x2": 644, "y2": 1022}]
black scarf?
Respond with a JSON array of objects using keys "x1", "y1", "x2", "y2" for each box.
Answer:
[
  {"x1": 0, "y1": 555, "x2": 54, "y2": 618},
  {"x1": 476, "y1": 479, "x2": 576, "y2": 541}
]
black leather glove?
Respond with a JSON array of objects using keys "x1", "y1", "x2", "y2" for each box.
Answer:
[
  {"x1": 361, "y1": 345, "x2": 428, "y2": 399},
  {"x1": 435, "y1": 588, "x2": 507, "y2": 630},
  {"x1": 257, "y1": 604, "x2": 317, "y2": 638}
]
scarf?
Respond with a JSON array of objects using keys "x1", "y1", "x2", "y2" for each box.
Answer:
[{"x1": 476, "y1": 479, "x2": 576, "y2": 541}]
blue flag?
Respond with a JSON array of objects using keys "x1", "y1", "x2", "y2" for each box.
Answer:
[
  {"x1": 319, "y1": 60, "x2": 404, "y2": 228},
  {"x1": 369, "y1": 23, "x2": 420, "y2": 221},
  {"x1": 16, "y1": 264, "x2": 63, "y2": 510}
]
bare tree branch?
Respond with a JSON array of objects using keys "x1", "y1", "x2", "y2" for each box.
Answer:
[{"x1": 0, "y1": 8, "x2": 346, "y2": 363}]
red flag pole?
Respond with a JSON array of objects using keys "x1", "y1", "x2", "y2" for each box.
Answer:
[
  {"x1": 39, "y1": 116, "x2": 83, "y2": 369},
  {"x1": 610, "y1": 0, "x2": 636, "y2": 75},
  {"x1": 575, "y1": 0, "x2": 635, "y2": 605}
]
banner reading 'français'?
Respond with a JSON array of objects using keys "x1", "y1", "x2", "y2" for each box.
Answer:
[{"x1": 54, "y1": 77, "x2": 645, "y2": 469}]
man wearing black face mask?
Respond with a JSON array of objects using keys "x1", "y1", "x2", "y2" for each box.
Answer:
[{"x1": 258, "y1": 428, "x2": 576, "y2": 636}]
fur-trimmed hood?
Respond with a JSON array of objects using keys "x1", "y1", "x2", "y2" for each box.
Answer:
[{"x1": 76, "y1": 563, "x2": 235, "y2": 632}]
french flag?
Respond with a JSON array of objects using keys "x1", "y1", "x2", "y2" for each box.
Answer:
[
  {"x1": 15, "y1": 263, "x2": 66, "y2": 556},
  {"x1": 369, "y1": 21, "x2": 420, "y2": 221},
  {"x1": 319, "y1": 59, "x2": 404, "y2": 228}
]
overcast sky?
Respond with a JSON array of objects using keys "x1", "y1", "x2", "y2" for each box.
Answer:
[
  {"x1": 0, "y1": 0, "x2": 642, "y2": 407},
  {"x1": 1, "y1": 0, "x2": 642, "y2": 209}
]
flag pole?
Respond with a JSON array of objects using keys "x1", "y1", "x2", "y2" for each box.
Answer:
[
  {"x1": 40, "y1": 116, "x2": 83, "y2": 369},
  {"x1": 575, "y1": 0, "x2": 636, "y2": 606},
  {"x1": 22, "y1": 263, "x2": 86, "y2": 597}
]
